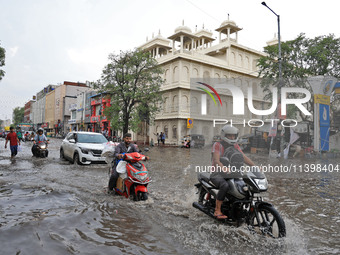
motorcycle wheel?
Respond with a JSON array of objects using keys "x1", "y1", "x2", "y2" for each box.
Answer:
[
  {"x1": 136, "y1": 191, "x2": 148, "y2": 201},
  {"x1": 198, "y1": 187, "x2": 207, "y2": 204},
  {"x1": 249, "y1": 204, "x2": 286, "y2": 238}
]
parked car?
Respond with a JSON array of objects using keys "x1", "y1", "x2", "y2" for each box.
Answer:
[{"x1": 60, "y1": 131, "x2": 108, "y2": 165}]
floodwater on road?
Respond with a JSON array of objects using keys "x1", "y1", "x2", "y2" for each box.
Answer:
[{"x1": 0, "y1": 138, "x2": 339, "y2": 254}]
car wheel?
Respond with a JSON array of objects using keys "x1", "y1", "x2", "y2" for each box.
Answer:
[
  {"x1": 73, "y1": 152, "x2": 81, "y2": 165},
  {"x1": 60, "y1": 148, "x2": 65, "y2": 160}
]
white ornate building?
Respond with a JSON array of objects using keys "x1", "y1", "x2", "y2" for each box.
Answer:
[{"x1": 139, "y1": 19, "x2": 269, "y2": 145}]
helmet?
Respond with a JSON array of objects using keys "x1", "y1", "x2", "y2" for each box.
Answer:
[
  {"x1": 38, "y1": 128, "x2": 44, "y2": 133},
  {"x1": 220, "y1": 125, "x2": 239, "y2": 145}
]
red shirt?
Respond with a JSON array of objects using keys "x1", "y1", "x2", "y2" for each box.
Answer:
[{"x1": 6, "y1": 132, "x2": 18, "y2": 146}]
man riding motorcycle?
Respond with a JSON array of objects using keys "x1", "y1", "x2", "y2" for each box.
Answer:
[
  {"x1": 32, "y1": 128, "x2": 49, "y2": 157},
  {"x1": 211, "y1": 125, "x2": 256, "y2": 219},
  {"x1": 108, "y1": 133, "x2": 149, "y2": 192}
]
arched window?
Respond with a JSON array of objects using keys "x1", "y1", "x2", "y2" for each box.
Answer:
[
  {"x1": 192, "y1": 68, "x2": 199, "y2": 78},
  {"x1": 231, "y1": 52, "x2": 236, "y2": 65},
  {"x1": 164, "y1": 69, "x2": 170, "y2": 84},
  {"x1": 191, "y1": 96, "x2": 199, "y2": 114},
  {"x1": 172, "y1": 95, "x2": 178, "y2": 112},
  {"x1": 173, "y1": 66, "x2": 179, "y2": 82},
  {"x1": 203, "y1": 71, "x2": 210, "y2": 79},
  {"x1": 238, "y1": 54, "x2": 243, "y2": 67},
  {"x1": 245, "y1": 56, "x2": 250, "y2": 69},
  {"x1": 181, "y1": 95, "x2": 189, "y2": 112},
  {"x1": 172, "y1": 125, "x2": 177, "y2": 139},
  {"x1": 164, "y1": 97, "x2": 169, "y2": 113},
  {"x1": 182, "y1": 66, "x2": 189, "y2": 82}
]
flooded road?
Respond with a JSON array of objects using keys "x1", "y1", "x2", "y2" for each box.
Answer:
[{"x1": 0, "y1": 138, "x2": 339, "y2": 254}]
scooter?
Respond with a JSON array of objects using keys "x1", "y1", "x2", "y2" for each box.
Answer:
[
  {"x1": 113, "y1": 152, "x2": 150, "y2": 201},
  {"x1": 192, "y1": 159, "x2": 286, "y2": 238},
  {"x1": 34, "y1": 141, "x2": 49, "y2": 158}
]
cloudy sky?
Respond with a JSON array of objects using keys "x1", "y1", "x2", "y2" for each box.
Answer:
[{"x1": 1, "y1": 0, "x2": 339, "y2": 120}]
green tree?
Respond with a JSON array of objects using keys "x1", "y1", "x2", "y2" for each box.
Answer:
[
  {"x1": 13, "y1": 107, "x2": 24, "y2": 126},
  {"x1": 94, "y1": 49, "x2": 164, "y2": 134},
  {"x1": 0, "y1": 42, "x2": 5, "y2": 81},
  {"x1": 257, "y1": 33, "x2": 340, "y2": 120}
]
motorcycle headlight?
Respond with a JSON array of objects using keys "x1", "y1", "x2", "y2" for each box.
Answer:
[
  {"x1": 254, "y1": 178, "x2": 268, "y2": 190},
  {"x1": 135, "y1": 173, "x2": 148, "y2": 182},
  {"x1": 80, "y1": 147, "x2": 89, "y2": 154},
  {"x1": 40, "y1": 144, "x2": 46, "y2": 149}
]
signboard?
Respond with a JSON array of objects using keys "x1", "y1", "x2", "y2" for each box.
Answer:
[
  {"x1": 319, "y1": 104, "x2": 330, "y2": 151},
  {"x1": 187, "y1": 118, "x2": 193, "y2": 128},
  {"x1": 314, "y1": 94, "x2": 330, "y2": 105},
  {"x1": 309, "y1": 76, "x2": 336, "y2": 96},
  {"x1": 309, "y1": 76, "x2": 336, "y2": 152},
  {"x1": 320, "y1": 126, "x2": 330, "y2": 151}
]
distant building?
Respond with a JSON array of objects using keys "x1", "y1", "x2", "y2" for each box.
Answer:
[
  {"x1": 31, "y1": 81, "x2": 89, "y2": 134},
  {"x1": 31, "y1": 85, "x2": 56, "y2": 130},
  {"x1": 24, "y1": 100, "x2": 35, "y2": 123}
]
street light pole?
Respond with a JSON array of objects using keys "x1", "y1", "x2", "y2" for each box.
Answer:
[{"x1": 261, "y1": 2, "x2": 284, "y2": 157}]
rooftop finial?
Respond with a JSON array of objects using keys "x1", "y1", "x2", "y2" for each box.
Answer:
[
  {"x1": 182, "y1": 19, "x2": 184, "y2": 26},
  {"x1": 158, "y1": 29, "x2": 161, "y2": 35},
  {"x1": 202, "y1": 23, "x2": 205, "y2": 29},
  {"x1": 228, "y1": 13, "x2": 230, "y2": 20}
]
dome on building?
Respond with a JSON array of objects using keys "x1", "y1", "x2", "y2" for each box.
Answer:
[
  {"x1": 174, "y1": 20, "x2": 192, "y2": 34},
  {"x1": 174, "y1": 25, "x2": 192, "y2": 33},
  {"x1": 220, "y1": 19, "x2": 237, "y2": 27}
]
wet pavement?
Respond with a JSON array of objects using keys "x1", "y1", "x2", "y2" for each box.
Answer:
[{"x1": 0, "y1": 138, "x2": 339, "y2": 254}]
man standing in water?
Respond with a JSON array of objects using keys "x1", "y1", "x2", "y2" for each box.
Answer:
[{"x1": 5, "y1": 126, "x2": 20, "y2": 159}]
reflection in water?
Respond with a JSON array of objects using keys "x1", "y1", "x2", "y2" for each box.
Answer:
[{"x1": 0, "y1": 139, "x2": 339, "y2": 254}]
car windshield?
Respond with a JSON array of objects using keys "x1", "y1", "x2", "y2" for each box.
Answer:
[{"x1": 77, "y1": 133, "x2": 108, "y2": 144}]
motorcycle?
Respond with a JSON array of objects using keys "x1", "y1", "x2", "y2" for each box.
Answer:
[
  {"x1": 34, "y1": 141, "x2": 49, "y2": 158},
  {"x1": 193, "y1": 159, "x2": 286, "y2": 238},
  {"x1": 110, "y1": 152, "x2": 150, "y2": 201}
]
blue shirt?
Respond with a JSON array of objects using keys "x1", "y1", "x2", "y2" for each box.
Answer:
[{"x1": 34, "y1": 134, "x2": 47, "y2": 143}]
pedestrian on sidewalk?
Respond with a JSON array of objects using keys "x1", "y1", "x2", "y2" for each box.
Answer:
[
  {"x1": 5, "y1": 126, "x2": 21, "y2": 159},
  {"x1": 161, "y1": 132, "x2": 166, "y2": 145},
  {"x1": 154, "y1": 132, "x2": 161, "y2": 146}
]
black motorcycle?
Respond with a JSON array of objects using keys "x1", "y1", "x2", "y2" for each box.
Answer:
[
  {"x1": 33, "y1": 141, "x2": 49, "y2": 158},
  {"x1": 193, "y1": 160, "x2": 286, "y2": 238}
]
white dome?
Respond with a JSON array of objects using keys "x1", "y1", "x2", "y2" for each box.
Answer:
[
  {"x1": 220, "y1": 20, "x2": 237, "y2": 27},
  {"x1": 174, "y1": 25, "x2": 192, "y2": 34}
]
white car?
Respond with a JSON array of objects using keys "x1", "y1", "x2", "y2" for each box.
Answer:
[{"x1": 60, "y1": 131, "x2": 108, "y2": 164}]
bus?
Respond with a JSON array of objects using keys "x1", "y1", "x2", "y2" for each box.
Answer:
[{"x1": 17, "y1": 123, "x2": 35, "y2": 134}]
